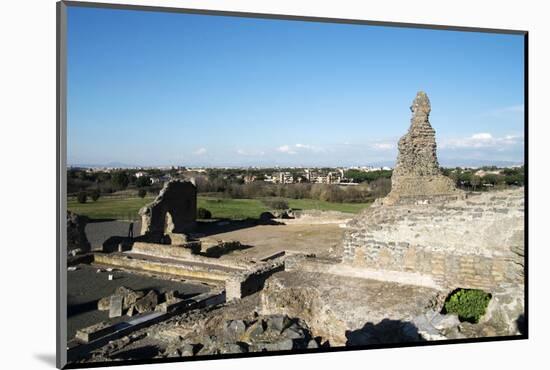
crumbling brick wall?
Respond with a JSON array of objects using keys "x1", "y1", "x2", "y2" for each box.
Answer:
[{"x1": 342, "y1": 189, "x2": 525, "y2": 291}]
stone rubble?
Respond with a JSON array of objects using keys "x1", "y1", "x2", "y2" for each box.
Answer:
[{"x1": 97, "y1": 286, "x2": 162, "y2": 316}]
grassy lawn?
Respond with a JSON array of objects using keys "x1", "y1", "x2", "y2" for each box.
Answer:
[
  {"x1": 286, "y1": 198, "x2": 371, "y2": 214},
  {"x1": 198, "y1": 197, "x2": 268, "y2": 220},
  {"x1": 68, "y1": 195, "x2": 371, "y2": 220},
  {"x1": 68, "y1": 196, "x2": 154, "y2": 220}
]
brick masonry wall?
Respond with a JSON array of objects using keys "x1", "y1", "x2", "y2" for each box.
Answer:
[{"x1": 342, "y1": 189, "x2": 524, "y2": 291}]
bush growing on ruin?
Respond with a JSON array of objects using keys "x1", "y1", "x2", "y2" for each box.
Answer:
[
  {"x1": 262, "y1": 198, "x2": 289, "y2": 210},
  {"x1": 444, "y1": 289, "x2": 491, "y2": 323},
  {"x1": 77, "y1": 191, "x2": 87, "y2": 204},
  {"x1": 197, "y1": 207, "x2": 212, "y2": 219},
  {"x1": 90, "y1": 189, "x2": 100, "y2": 202},
  {"x1": 138, "y1": 189, "x2": 147, "y2": 198}
]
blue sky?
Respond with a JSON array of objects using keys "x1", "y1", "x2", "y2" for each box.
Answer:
[{"x1": 67, "y1": 6, "x2": 525, "y2": 167}]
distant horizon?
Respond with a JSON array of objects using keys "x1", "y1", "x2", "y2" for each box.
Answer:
[
  {"x1": 67, "y1": 158, "x2": 524, "y2": 170},
  {"x1": 67, "y1": 6, "x2": 525, "y2": 168}
]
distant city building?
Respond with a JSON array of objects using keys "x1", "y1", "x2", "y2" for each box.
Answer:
[
  {"x1": 277, "y1": 172, "x2": 294, "y2": 184},
  {"x1": 475, "y1": 169, "x2": 502, "y2": 178},
  {"x1": 243, "y1": 175, "x2": 256, "y2": 184}
]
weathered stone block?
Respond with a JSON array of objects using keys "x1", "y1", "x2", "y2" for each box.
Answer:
[{"x1": 109, "y1": 295, "x2": 123, "y2": 318}]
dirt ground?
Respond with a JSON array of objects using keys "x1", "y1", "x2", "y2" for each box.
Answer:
[
  {"x1": 85, "y1": 217, "x2": 348, "y2": 260},
  {"x1": 200, "y1": 222, "x2": 347, "y2": 261}
]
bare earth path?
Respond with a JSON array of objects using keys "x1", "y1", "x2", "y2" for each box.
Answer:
[{"x1": 203, "y1": 223, "x2": 347, "y2": 260}]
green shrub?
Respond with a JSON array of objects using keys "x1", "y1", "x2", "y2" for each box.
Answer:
[
  {"x1": 197, "y1": 207, "x2": 212, "y2": 219},
  {"x1": 138, "y1": 189, "x2": 147, "y2": 198},
  {"x1": 444, "y1": 289, "x2": 491, "y2": 323},
  {"x1": 135, "y1": 176, "x2": 151, "y2": 188},
  {"x1": 77, "y1": 191, "x2": 87, "y2": 204},
  {"x1": 112, "y1": 171, "x2": 130, "y2": 190},
  {"x1": 262, "y1": 198, "x2": 289, "y2": 210},
  {"x1": 90, "y1": 189, "x2": 100, "y2": 202}
]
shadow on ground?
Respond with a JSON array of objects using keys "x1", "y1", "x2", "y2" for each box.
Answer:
[
  {"x1": 87, "y1": 217, "x2": 117, "y2": 223},
  {"x1": 196, "y1": 218, "x2": 283, "y2": 237},
  {"x1": 67, "y1": 300, "x2": 99, "y2": 318},
  {"x1": 102, "y1": 236, "x2": 129, "y2": 252},
  {"x1": 345, "y1": 319, "x2": 426, "y2": 346},
  {"x1": 198, "y1": 243, "x2": 254, "y2": 258}
]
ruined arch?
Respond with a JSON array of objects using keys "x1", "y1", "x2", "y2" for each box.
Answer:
[{"x1": 138, "y1": 180, "x2": 197, "y2": 242}]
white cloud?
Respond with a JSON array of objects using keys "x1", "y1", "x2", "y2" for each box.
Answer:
[
  {"x1": 441, "y1": 133, "x2": 523, "y2": 149},
  {"x1": 276, "y1": 143, "x2": 324, "y2": 154},
  {"x1": 471, "y1": 133, "x2": 493, "y2": 140},
  {"x1": 193, "y1": 147, "x2": 207, "y2": 155},
  {"x1": 277, "y1": 145, "x2": 297, "y2": 154}
]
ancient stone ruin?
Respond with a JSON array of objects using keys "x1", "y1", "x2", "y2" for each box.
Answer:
[
  {"x1": 381, "y1": 91, "x2": 461, "y2": 205},
  {"x1": 258, "y1": 92, "x2": 524, "y2": 347},
  {"x1": 67, "y1": 91, "x2": 525, "y2": 364},
  {"x1": 342, "y1": 189, "x2": 525, "y2": 291},
  {"x1": 139, "y1": 179, "x2": 197, "y2": 243},
  {"x1": 67, "y1": 210, "x2": 91, "y2": 256},
  {"x1": 342, "y1": 92, "x2": 524, "y2": 292}
]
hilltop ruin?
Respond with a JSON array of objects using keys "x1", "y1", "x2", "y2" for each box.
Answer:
[
  {"x1": 340, "y1": 92, "x2": 523, "y2": 291},
  {"x1": 260, "y1": 92, "x2": 524, "y2": 345},
  {"x1": 381, "y1": 91, "x2": 462, "y2": 205}
]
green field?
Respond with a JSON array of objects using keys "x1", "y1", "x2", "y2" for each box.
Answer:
[{"x1": 68, "y1": 195, "x2": 371, "y2": 221}]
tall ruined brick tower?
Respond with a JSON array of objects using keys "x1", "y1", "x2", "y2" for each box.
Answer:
[{"x1": 380, "y1": 91, "x2": 461, "y2": 205}]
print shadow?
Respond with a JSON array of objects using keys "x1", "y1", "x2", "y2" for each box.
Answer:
[
  {"x1": 67, "y1": 300, "x2": 99, "y2": 317},
  {"x1": 345, "y1": 319, "x2": 426, "y2": 346},
  {"x1": 196, "y1": 217, "x2": 283, "y2": 237}
]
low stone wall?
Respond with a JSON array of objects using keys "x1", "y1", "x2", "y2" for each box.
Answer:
[
  {"x1": 93, "y1": 253, "x2": 236, "y2": 282},
  {"x1": 226, "y1": 257, "x2": 286, "y2": 301},
  {"x1": 342, "y1": 189, "x2": 524, "y2": 291},
  {"x1": 132, "y1": 241, "x2": 201, "y2": 259}
]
